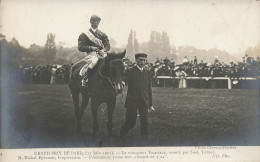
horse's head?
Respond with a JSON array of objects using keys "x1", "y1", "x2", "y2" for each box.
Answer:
[{"x1": 104, "y1": 50, "x2": 126, "y2": 94}]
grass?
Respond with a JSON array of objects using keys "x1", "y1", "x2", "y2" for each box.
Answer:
[{"x1": 1, "y1": 84, "x2": 259, "y2": 148}]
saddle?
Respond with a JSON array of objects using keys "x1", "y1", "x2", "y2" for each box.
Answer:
[
  {"x1": 70, "y1": 61, "x2": 87, "y2": 80},
  {"x1": 70, "y1": 58, "x2": 103, "y2": 80},
  {"x1": 79, "y1": 60, "x2": 92, "y2": 76}
]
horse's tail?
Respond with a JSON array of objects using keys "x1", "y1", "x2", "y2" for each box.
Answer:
[
  {"x1": 67, "y1": 65, "x2": 74, "y2": 86},
  {"x1": 69, "y1": 65, "x2": 75, "y2": 80},
  {"x1": 69, "y1": 56, "x2": 86, "y2": 81},
  {"x1": 69, "y1": 62, "x2": 81, "y2": 82}
]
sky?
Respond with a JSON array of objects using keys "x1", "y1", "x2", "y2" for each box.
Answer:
[{"x1": 1, "y1": 0, "x2": 260, "y2": 56}]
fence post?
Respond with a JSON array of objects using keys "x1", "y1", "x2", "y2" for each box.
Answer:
[{"x1": 227, "y1": 78, "x2": 232, "y2": 89}]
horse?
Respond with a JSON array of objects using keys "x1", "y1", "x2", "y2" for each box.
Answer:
[{"x1": 68, "y1": 50, "x2": 126, "y2": 138}]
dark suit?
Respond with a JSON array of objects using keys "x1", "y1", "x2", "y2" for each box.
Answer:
[{"x1": 120, "y1": 66, "x2": 152, "y2": 140}]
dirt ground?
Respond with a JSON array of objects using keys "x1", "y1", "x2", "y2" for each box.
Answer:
[{"x1": 1, "y1": 84, "x2": 259, "y2": 148}]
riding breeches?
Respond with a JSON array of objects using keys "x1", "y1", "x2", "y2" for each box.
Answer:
[{"x1": 79, "y1": 53, "x2": 99, "y2": 76}]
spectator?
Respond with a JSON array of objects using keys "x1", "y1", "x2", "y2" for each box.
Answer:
[{"x1": 175, "y1": 66, "x2": 187, "y2": 88}]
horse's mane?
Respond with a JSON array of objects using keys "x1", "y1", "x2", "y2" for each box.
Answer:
[
  {"x1": 93, "y1": 53, "x2": 119, "y2": 71},
  {"x1": 107, "y1": 51, "x2": 117, "y2": 55},
  {"x1": 93, "y1": 58, "x2": 104, "y2": 71}
]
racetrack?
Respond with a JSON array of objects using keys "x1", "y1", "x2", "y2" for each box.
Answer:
[{"x1": 1, "y1": 84, "x2": 259, "y2": 148}]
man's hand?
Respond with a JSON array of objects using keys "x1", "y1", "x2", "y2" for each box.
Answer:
[
  {"x1": 91, "y1": 46, "x2": 100, "y2": 51},
  {"x1": 148, "y1": 106, "x2": 155, "y2": 112},
  {"x1": 99, "y1": 50, "x2": 107, "y2": 57}
]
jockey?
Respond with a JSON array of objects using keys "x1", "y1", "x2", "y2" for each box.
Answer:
[{"x1": 77, "y1": 15, "x2": 110, "y2": 87}]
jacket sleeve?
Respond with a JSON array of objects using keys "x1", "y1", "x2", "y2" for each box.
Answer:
[
  {"x1": 148, "y1": 70, "x2": 153, "y2": 107},
  {"x1": 101, "y1": 33, "x2": 110, "y2": 52},
  {"x1": 124, "y1": 68, "x2": 133, "y2": 108},
  {"x1": 78, "y1": 33, "x2": 92, "y2": 52}
]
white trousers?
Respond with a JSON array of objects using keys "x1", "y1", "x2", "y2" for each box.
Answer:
[{"x1": 79, "y1": 53, "x2": 99, "y2": 76}]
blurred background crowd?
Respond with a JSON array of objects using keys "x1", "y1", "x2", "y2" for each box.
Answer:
[
  {"x1": 10, "y1": 64, "x2": 71, "y2": 85},
  {"x1": 126, "y1": 54, "x2": 260, "y2": 89},
  {"x1": 9, "y1": 54, "x2": 259, "y2": 89},
  {"x1": 1, "y1": 35, "x2": 259, "y2": 89}
]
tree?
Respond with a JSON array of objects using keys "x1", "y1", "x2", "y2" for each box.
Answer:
[
  {"x1": 43, "y1": 33, "x2": 56, "y2": 61},
  {"x1": 126, "y1": 29, "x2": 140, "y2": 59},
  {"x1": 133, "y1": 31, "x2": 139, "y2": 53},
  {"x1": 147, "y1": 31, "x2": 157, "y2": 60},
  {"x1": 126, "y1": 29, "x2": 134, "y2": 58},
  {"x1": 138, "y1": 31, "x2": 174, "y2": 61},
  {"x1": 147, "y1": 31, "x2": 163, "y2": 60},
  {"x1": 170, "y1": 45, "x2": 177, "y2": 61},
  {"x1": 245, "y1": 45, "x2": 260, "y2": 58},
  {"x1": 7, "y1": 37, "x2": 22, "y2": 67},
  {"x1": 29, "y1": 44, "x2": 42, "y2": 57},
  {"x1": 161, "y1": 31, "x2": 171, "y2": 57}
]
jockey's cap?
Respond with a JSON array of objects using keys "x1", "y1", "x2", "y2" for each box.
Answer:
[{"x1": 90, "y1": 15, "x2": 101, "y2": 21}]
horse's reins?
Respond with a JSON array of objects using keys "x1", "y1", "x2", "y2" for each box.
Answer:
[{"x1": 98, "y1": 59, "x2": 124, "y2": 99}]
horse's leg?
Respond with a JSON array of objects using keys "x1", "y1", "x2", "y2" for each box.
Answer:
[
  {"x1": 106, "y1": 97, "x2": 116, "y2": 138},
  {"x1": 71, "y1": 90, "x2": 81, "y2": 133},
  {"x1": 91, "y1": 99, "x2": 100, "y2": 137},
  {"x1": 78, "y1": 93, "x2": 90, "y2": 131}
]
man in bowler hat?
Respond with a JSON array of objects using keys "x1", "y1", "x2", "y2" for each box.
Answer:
[{"x1": 120, "y1": 53, "x2": 154, "y2": 141}]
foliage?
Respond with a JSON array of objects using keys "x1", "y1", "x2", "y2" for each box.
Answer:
[
  {"x1": 43, "y1": 33, "x2": 56, "y2": 61},
  {"x1": 245, "y1": 45, "x2": 260, "y2": 58},
  {"x1": 1, "y1": 38, "x2": 22, "y2": 67},
  {"x1": 1, "y1": 31, "x2": 244, "y2": 67},
  {"x1": 126, "y1": 29, "x2": 139, "y2": 58}
]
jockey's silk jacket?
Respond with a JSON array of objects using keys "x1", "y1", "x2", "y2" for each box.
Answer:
[{"x1": 78, "y1": 29, "x2": 110, "y2": 53}]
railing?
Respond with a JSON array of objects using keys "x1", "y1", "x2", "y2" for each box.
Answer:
[{"x1": 156, "y1": 76, "x2": 259, "y2": 89}]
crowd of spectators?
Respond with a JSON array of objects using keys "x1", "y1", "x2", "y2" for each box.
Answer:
[
  {"x1": 12, "y1": 64, "x2": 71, "y2": 84},
  {"x1": 150, "y1": 55, "x2": 259, "y2": 79},
  {"x1": 124, "y1": 54, "x2": 260, "y2": 89},
  {"x1": 8, "y1": 54, "x2": 259, "y2": 89}
]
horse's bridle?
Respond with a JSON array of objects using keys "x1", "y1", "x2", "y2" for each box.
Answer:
[{"x1": 98, "y1": 59, "x2": 123, "y2": 95}]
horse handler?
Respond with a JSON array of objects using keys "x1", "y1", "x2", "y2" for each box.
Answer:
[{"x1": 120, "y1": 53, "x2": 154, "y2": 142}]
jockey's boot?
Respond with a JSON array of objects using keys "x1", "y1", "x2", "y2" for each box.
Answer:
[{"x1": 81, "y1": 69, "x2": 91, "y2": 87}]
